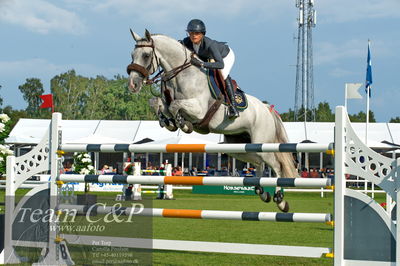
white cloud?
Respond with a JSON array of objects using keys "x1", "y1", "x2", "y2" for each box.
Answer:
[
  {"x1": 314, "y1": 39, "x2": 366, "y2": 65},
  {"x1": 0, "y1": 0, "x2": 86, "y2": 34},
  {"x1": 62, "y1": 0, "x2": 400, "y2": 26},
  {"x1": 317, "y1": 0, "x2": 400, "y2": 23},
  {"x1": 79, "y1": 0, "x2": 290, "y2": 25},
  {"x1": 0, "y1": 58, "x2": 119, "y2": 79},
  {"x1": 329, "y1": 67, "x2": 356, "y2": 78},
  {"x1": 314, "y1": 39, "x2": 400, "y2": 66}
]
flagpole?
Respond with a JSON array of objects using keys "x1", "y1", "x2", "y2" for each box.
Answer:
[
  {"x1": 365, "y1": 85, "x2": 370, "y2": 144},
  {"x1": 365, "y1": 40, "x2": 372, "y2": 145}
]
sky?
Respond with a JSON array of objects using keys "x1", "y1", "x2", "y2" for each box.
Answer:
[{"x1": 0, "y1": 0, "x2": 399, "y2": 122}]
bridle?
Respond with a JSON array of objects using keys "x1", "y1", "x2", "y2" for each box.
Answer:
[
  {"x1": 126, "y1": 37, "x2": 193, "y2": 87},
  {"x1": 126, "y1": 39, "x2": 159, "y2": 81}
]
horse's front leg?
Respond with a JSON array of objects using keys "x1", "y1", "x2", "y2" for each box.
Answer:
[
  {"x1": 169, "y1": 99, "x2": 204, "y2": 134},
  {"x1": 149, "y1": 97, "x2": 178, "y2": 132}
]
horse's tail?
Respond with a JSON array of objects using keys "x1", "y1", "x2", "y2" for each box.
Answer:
[{"x1": 268, "y1": 105, "x2": 299, "y2": 178}]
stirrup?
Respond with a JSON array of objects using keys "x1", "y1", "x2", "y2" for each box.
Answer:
[{"x1": 228, "y1": 105, "x2": 239, "y2": 118}]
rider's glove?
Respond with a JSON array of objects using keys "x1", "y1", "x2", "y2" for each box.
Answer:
[{"x1": 190, "y1": 58, "x2": 204, "y2": 68}]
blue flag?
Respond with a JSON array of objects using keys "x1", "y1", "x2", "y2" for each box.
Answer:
[{"x1": 365, "y1": 41, "x2": 372, "y2": 97}]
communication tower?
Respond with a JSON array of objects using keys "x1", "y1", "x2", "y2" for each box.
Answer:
[{"x1": 294, "y1": 0, "x2": 316, "y2": 121}]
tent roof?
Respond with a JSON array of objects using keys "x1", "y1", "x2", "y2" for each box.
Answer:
[{"x1": 5, "y1": 118, "x2": 400, "y2": 148}]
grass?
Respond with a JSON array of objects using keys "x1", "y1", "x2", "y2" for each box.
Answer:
[{"x1": 0, "y1": 189, "x2": 388, "y2": 265}]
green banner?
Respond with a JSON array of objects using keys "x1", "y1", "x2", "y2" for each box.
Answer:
[{"x1": 192, "y1": 185, "x2": 278, "y2": 195}]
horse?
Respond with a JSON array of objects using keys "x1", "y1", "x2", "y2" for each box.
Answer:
[{"x1": 127, "y1": 29, "x2": 298, "y2": 212}]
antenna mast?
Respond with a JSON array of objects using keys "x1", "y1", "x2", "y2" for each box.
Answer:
[{"x1": 294, "y1": 0, "x2": 316, "y2": 121}]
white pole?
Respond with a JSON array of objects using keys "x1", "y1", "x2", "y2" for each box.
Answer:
[
  {"x1": 232, "y1": 157, "x2": 236, "y2": 176},
  {"x1": 334, "y1": 106, "x2": 346, "y2": 265}
]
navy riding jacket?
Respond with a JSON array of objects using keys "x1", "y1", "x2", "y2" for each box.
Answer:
[{"x1": 182, "y1": 36, "x2": 230, "y2": 69}]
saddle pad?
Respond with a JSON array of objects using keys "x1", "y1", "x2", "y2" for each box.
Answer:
[{"x1": 207, "y1": 69, "x2": 248, "y2": 110}]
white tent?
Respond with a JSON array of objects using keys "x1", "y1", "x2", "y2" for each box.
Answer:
[
  {"x1": 66, "y1": 134, "x2": 128, "y2": 144},
  {"x1": 151, "y1": 134, "x2": 220, "y2": 144}
]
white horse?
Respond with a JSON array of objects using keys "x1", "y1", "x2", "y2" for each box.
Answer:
[{"x1": 127, "y1": 30, "x2": 298, "y2": 212}]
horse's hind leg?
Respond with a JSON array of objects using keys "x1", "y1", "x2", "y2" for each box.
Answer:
[{"x1": 259, "y1": 153, "x2": 290, "y2": 212}]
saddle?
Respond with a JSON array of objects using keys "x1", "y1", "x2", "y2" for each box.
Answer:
[{"x1": 207, "y1": 69, "x2": 248, "y2": 110}]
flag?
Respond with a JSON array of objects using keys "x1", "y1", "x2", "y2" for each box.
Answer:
[
  {"x1": 39, "y1": 94, "x2": 54, "y2": 112},
  {"x1": 345, "y1": 83, "x2": 363, "y2": 99},
  {"x1": 365, "y1": 41, "x2": 372, "y2": 97}
]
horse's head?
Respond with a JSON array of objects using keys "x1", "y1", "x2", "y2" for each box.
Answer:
[{"x1": 127, "y1": 29, "x2": 159, "y2": 93}]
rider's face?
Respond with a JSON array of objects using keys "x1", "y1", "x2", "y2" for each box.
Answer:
[{"x1": 188, "y1": 32, "x2": 204, "y2": 45}]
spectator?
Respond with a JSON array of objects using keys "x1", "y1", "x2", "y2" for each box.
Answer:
[
  {"x1": 326, "y1": 168, "x2": 334, "y2": 179},
  {"x1": 173, "y1": 166, "x2": 183, "y2": 176},
  {"x1": 101, "y1": 165, "x2": 111, "y2": 174},
  {"x1": 190, "y1": 166, "x2": 198, "y2": 176},
  {"x1": 300, "y1": 168, "x2": 309, "y2": 178},
  {"x1": 63, "y1": 161, "x2": 73, "y2": 173},
  {"x1": 310, "y1": 168, "x2": 320, "y2": 178},
  {"x1": 320, "y1": 168, "x2": 327, "y2": 178}
]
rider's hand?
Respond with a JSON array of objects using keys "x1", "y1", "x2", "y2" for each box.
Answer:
[{"x1": 191, "y1": 58, "x2": 204, "y2": 68}]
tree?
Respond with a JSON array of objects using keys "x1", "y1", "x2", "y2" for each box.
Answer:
[
  {"x1": 349, "y1": 110, "x2": 376, "y2": 123},
  {"x1": 390, "y1": 117, "x2": 400, "y2": 123},
  {"x1": 18, "y1": 78, "x2": 45, "y2": 118},
  {"x1": 50, "y1": 70, "x2": 157, "y2": 120},
  {"x1": 0, "y1": 85, "x2": 3, "y2": 107},
  {"x1": 280, "y1": 108, "x2": 295, "y2": 122},
  {"x1": 1, "y1": 106, "x2": 28, "y2": 129},
  {"x1": 315, "y1": 102, "x2": 335, "y2": 122},
  {"x1": 51, "y1": 70, "x2": 88, "y2": 119}
]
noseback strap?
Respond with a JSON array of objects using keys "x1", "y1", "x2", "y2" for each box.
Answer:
[{"x1": 126, "y1": 63, "x2": 150, "y2": 77}]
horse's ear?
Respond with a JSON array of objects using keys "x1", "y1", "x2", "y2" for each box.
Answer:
[
  {"x1": 130, "y1": 28, "x2": 141, "y2": 42},
  {"x1": 144, "y1": 29, "x2": 152, "y2": 41}
]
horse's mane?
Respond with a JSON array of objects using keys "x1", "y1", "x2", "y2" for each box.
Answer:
[{"x1": 150, "y1": 34, "x2": 192, "y2": 55}]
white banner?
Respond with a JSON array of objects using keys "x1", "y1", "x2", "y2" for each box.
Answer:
[{"x1": 345, "y1": 83, "x2": 363, "y2": 99}]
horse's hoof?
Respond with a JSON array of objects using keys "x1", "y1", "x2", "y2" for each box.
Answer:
[
  {"x1": 255, "y1": 187, "x2": 263, "y2": 195},
  {"x1": 165, "y1": 119, "x2": 178, "y2": 132},
  {"x1": 181, "y1": 121, "x2": 193, "y2": 133},
  {"x1": 259, "y1": 191, "x2": 271, "y2": 203},
  {"x1": 159, "y1": 119, "x2": 167, "y2": 128},
  {"x1": 166, "y1": 125, "x2": 178, "y2": 132},
  {"x1": 273, "y1": 190, "x2": 284, "y2": 204},
  {"x1": 277, "y1": 200, "x2": 289, "y2": 212}
]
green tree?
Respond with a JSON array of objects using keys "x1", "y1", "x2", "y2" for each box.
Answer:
[
  {"x1": 349, "y1": 110, "x2": 376, "y2": 123},
  {"x1": 0, "y1": 85, "x2": 3, "y2": 107},
  {"x1": 390, "y1": 117, "x2": 400, "y2": 123},
  {"x1": 1, "y1": 106, "x2": 28, "y2": 129},
  {"x1": 50, "y1": 70, "x2": 157, "y2": 120},
  {"x1": 18, "y1": 78, "x2": 45, "y2": 118},
  {"x1": 315, "y1": 102, "x2": 334, "y2": 122},
  {"x1": 280, "y1": 108, "x2": 295, "y2": 122}
]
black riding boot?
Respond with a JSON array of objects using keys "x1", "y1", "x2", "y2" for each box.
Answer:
[{"x1": 225, "y1": 76, "x2": 239, "y2": 118}]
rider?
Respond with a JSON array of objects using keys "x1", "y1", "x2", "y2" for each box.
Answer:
[{"x1": 182, "y1": 19, "x2": 239, "y2": 118}]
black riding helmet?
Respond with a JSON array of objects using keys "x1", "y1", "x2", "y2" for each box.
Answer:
[{"x1": 186, "y1": 19, "x2": 206, "y2": 34}]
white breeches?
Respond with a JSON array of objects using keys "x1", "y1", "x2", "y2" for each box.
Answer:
[{"x1": 221, "y1": 48, "x2": 235, "y2": 80}]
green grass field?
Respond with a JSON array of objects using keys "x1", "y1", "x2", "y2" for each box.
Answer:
[{"x1": 0, "y1": 189, "x2": 387, "y2": 265}]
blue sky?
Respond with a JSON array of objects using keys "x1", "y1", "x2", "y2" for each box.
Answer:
[{"x1": 0, "y1": 0, "x2": 399, "y2": 122}]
